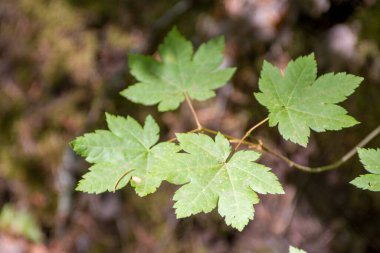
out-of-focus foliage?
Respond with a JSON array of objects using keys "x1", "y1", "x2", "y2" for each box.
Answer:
[
  {"x1": 0, "y1": 204, "x2": 43, "y2": 243},
  {"x1": 357, "y1": 1, "x2": 380, "y2": 45},
  {"x1": 20, "y1": 0, "x2": 97, "y2": 84},
  {"x1": 289, "y1": 246, "x2": 307, "y2": 253}
]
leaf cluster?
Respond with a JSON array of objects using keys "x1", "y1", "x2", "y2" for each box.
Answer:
[
  {"x1": 71, "y1": 27, "x2": 368, "y2": 230},
  {"x1": 72, "y1": 113, "x2": 283, "y2": 230}
]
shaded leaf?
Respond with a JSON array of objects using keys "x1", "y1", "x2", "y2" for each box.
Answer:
[{"x1": 121, "y1": 27, "x2": 236, "y2": 111}]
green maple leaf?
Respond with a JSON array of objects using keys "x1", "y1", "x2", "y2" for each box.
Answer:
[
  {"x1": 289, "y1": 246, "x2": 307, "y2": 253},
  {"x1": 168, "y1": 133, "x2": 284, "y2": 231},
  {"x1": 71, "y1": 114, "x2": 180, "y2": 196},
  {"x1": 255, "y1": 54, "x2": 363, "y2": 146},
  {"x1": 351, "y1": 148, "x2": 380, "y2": 191},
  {"x1": 121, "y1": 27, "x2": 236, "y2": 111}
]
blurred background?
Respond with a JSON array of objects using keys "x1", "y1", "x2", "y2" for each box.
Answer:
[{"x1": 0, "y1": 0, "x2": 380, "y2": 252}]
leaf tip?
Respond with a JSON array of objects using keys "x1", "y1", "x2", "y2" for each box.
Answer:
[
  {"x1": 119, "y1": 87, "x2": 130, "y2": 99},
  {"x1": 75, "y1": 181, "x2": 94, "y2": 194},
  {"x1": 104, "y1": 112, "x2": 114, "y2": 121},
  {"x1": 307, "y1": 52, "x2": 316, "y2": 59},
  {"x1": 69, "y1": 138, "x2": 77, "y2": 149},
  {"x1": 357, "y1": 147, "x2": 366, "y2": 157},
  {"x1": 70, "y1": 136, "x2": 86, "y2": 156}
]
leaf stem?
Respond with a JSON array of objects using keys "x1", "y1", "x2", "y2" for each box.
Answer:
[
  {"x1": 201, "y1": 128, "x2": 255, "y2": 146},
  {"x1": 259, "y1": 125, "x2": 380, "y2": 173},
  {"x1": 223, "y1": 117, "x2": 269, "y2": 162},
  {"x1": 184, "y1": 92, "x2": 202, "y2": 130},
  {"x1": 234, "y1": 117, "x2": 269, "y2": 151},
  {"x1": 113, "y1": 169, "x2": 134, "y2": 192},
  {"x1": 165, "y1": 122, "x2": 380, "y2": 174}
]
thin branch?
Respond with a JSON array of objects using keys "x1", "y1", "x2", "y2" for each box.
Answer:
[
  {"x1": 165, "y1": 121, "x2": 380, "y2": 174},
  {"x1": 184, "y1": 92, "x2": 202, "y2": 129},
  {"x1": 260, "y1": 125, "x2": 380, "y2": 173},
  {"x1": 234, "y1": 117, "x2": 269, "y2": 151},
  {"x1": 152, "y1": 0, "x2": 192, "y2": 31},
  {"x1": 224, "y1": 117, "x2": 269, "y2": 162},
  {"x1": 202, "y1": 126, "x2": 380, "y2": 173},
  {"x1": 201, "y1": 128, "x2": 255, "y2": 146},
  {"x1": 341, "y1": 125, "x2": 380, "y2": 162}
]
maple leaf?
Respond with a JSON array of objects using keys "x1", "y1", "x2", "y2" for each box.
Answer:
[
  {"x1": 121, "y1": 27, "x2": 236, "y2": 111},
  {"x1": 255, "y1": 54, "x2": 363, "y2": 146},
  {"x1": 169, "y1": 133, "x2": 284, "y2": 231},
  {"x1": 71, "y1": 114, "x2": 180, "y2": 196},
  {"x1": 351, "y1": 148, "x2": 380, "y2": 191}
]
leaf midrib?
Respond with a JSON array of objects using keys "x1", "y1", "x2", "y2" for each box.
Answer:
[
  {"x1": 185, "y1": 163, "x2": 224, "y2": 209},
  {"x1": 285, "y1": 63, "x2": 311, "y2": 106}
]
